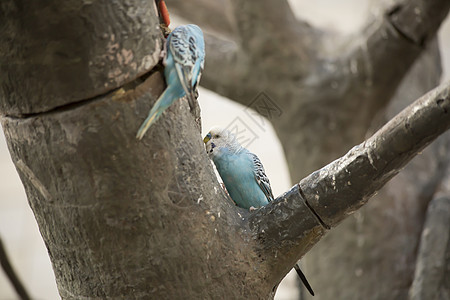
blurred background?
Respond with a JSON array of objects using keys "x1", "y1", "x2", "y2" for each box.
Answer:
[{"x1": 1, "y1": 1, "x2": 449, "y2": 299}]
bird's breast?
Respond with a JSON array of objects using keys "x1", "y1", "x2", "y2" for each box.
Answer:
[{"x1": 213, "y1": 153, "x2": 268, "y2": 209}]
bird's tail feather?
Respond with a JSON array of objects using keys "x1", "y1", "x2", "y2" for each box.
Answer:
[
  {"x1": 294, "y1": 263, "x2": 314, "y2": 296},
  {"x1": 136, "y1": 90, "x2": 168, "y2": 140}
]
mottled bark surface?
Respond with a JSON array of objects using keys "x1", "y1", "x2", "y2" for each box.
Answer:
[{"x1": 1, "y1": 0, "x2": 450, "y2": 299}]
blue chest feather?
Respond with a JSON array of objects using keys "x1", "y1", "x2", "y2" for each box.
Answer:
[{"x1": 213, "y1": 149, "x2": 269, "y2": 209}]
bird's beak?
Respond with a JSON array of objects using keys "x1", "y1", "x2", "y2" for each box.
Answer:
[{"x1": 203, "y1": 133, "x2": 211, "y2": 144}]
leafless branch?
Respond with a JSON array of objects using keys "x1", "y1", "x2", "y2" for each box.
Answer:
[{"x1": 249, "y1": 81, "x2": 450, "y2": 278}]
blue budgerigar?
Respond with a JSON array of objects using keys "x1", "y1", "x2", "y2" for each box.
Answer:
[
  {"x1": 204, "y1": 127, "x2": 315, "y2": 296},
  {"x1": 136, "y1": 24, "x2": 205, "y2": 139}
]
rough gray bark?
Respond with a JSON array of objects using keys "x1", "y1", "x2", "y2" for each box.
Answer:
[
  {"x1": 409, "y1": 192, "x2": 450, "y2": 299},
  {"x1": 167, "y1": 0, "x2": 450, "y2": 298},
  {"x1": 299, "y1": 83, "x2": 450, "y2": 227},
  {"x1": 0, "y1": 0, "x2": 162, "y2": 115},
  {"x1": 1, "y1": 0, "x2": 450, "y2": 299}
]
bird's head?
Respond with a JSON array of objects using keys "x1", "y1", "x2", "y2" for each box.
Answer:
[{"x1": 203, "y1": 126, "x2": 241, "y2": 158}]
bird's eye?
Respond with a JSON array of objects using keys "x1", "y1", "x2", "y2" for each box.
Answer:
[{"x1": 214, "y1": 134, "x2": 220, "y2": 138}]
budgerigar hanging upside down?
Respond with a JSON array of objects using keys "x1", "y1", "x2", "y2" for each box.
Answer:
[
  {"x1": 204, "y1": 127, "x2": 315, "y2": 296},
  {"x1": 136, "y1": 24, "x2": 205, "y2": 139}
]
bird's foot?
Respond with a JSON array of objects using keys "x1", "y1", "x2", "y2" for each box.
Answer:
[{"x1": 249, "y1": 206, "x2": 258, "y2": 212}]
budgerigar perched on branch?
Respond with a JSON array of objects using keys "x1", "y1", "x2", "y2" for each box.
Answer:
[
  {"x1": 204, "y1": 127, "x2": 315, "y2": 296},
  {"x1": 136, "y1": 24, "x2": 205, "y2": 139}
]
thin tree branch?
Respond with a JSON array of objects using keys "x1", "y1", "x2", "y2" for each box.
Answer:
[
  {"x1": 0, "y1": 236, "x2": 31, "y2": 300},
  {"x1": 300, "y1": 82, "x2": 450, "y2": 227},
  {"x1": 249, "y1": 81, "x2": 450, "y2": 278}
]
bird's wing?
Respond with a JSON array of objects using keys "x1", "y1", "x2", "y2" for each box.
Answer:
[
  {"x1": 168, "y1": 26, "x2": 205, "y2": 105},
  {"x1": 251, "y1": 154, "x2": 274, "y2": 202}
]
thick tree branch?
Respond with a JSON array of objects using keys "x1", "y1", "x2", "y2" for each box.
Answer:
[
  {"x1": 300, "y1": 82, "x2": 450, "y2": 227},
  {"x1": 300, "y1": 39, "x2": 446, "y2": 299},
  {"x1": 249, "y1": 81, "x2": 450, "y2": 278}
]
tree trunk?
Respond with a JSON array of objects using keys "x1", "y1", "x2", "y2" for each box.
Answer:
[{"x1": 1, "y1": 0, "x2": 449, "y2": 299}]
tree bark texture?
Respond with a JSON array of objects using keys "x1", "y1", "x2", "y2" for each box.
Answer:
[
  {"x1": 1, "y1": 0, "x2": 450, "y2": 299},
  {"x1": 0, "y1": 0, "x2": 162, "y2": 116},
  {"x1": 2, "y1": 70, "x2": 271, "y2": 298},
  {"x1": 167, "y1": 0, "x2": 450, "y2": 298}
]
